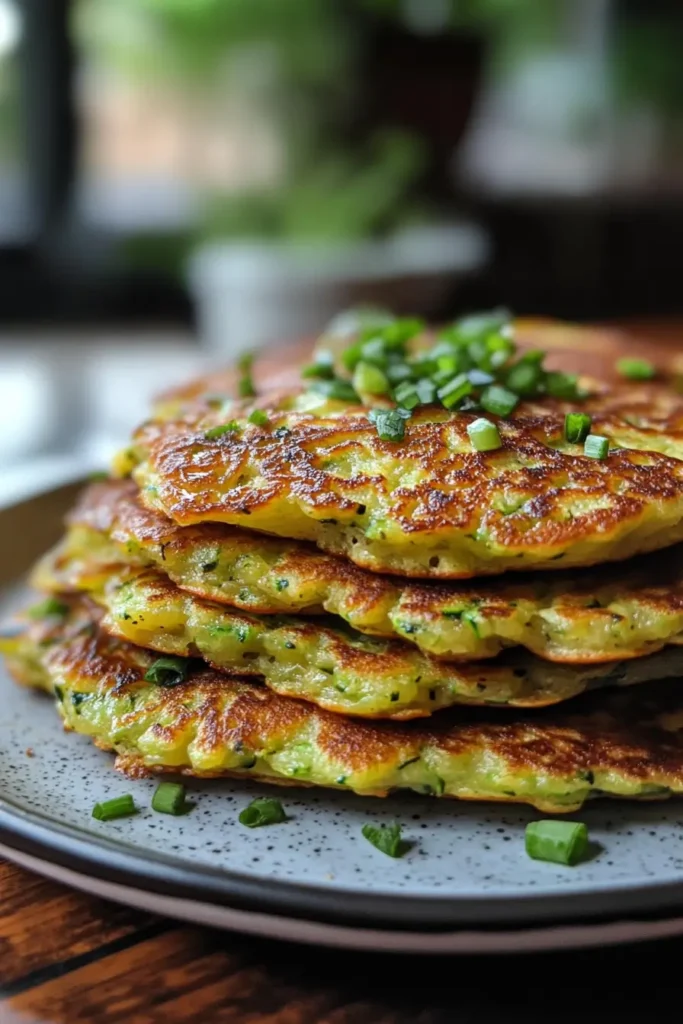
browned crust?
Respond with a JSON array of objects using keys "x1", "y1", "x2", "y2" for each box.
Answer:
[{"x1": 129, "y1": 385, "x2": 683, "y2": 572}]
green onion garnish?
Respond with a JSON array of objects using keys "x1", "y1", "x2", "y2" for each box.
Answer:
[
  {"x1": 237, "y1": 353, "x2": 256, "y2": 397},
  {"x1": 144, "y1": 656, "x2": 191, "y2": 687},
  {"x1": 368, "y1": 408, "x2": 409, "y2": 442},
  {"x1": 204, "y1": 421, "x2": 239, "y2": 440},
  {"x1": 525, "y1": 820, "x2": 589, "y2": 866},
  {"x1": 584, "y1": 433, "x2": 609, "y2": 460},
  {"x1": 92, "y1": 795, "x2": 136, "y2": 822},
  {"x1": 239, "y1": 797, "x2": 287, "y2": 828},
  {"x1": 248, "y1": 409, "x2": 269, "y2": 426},
  {"x1": 564, "y1": 412, "x2": 592, "y2": 444},
  {"x1": 467, "y1": 417, "x2": 502, "y2": 452},
  {"x1": 616, "y1": 357, "x2": 656, "y2": 380},
  {"x1": 393, "y1": 381, "x2": 420, "y2": 410},
  {"x1": 28, "y1": 597, "x2": 69, "y2": 620},
  {"x1": 310, "y1": 378, "x2": 360, "y2": 403},
  {"x1": 480, "y1": 384, "x2": 518, "y2": 417},
  {"x1": 301, "y1": 350, "x2": 335, "y2": 379},
  {"x1": 506, "y1": 360, "x2": 541, "y2": 397},
  {"x1": 353, "y1": 361, "x2": 390, "y2": 396},
  {"x1": 361, "y1": 821, "x2": 409, "y2": 858},
  {"x1": 88, "y1": 470, "x2": 110, "y2": 483},
  {"x1": 546, "y1": 371, "x2": 580, "y2": 400},
  {"x1": 437, "y1": 373, "x2": 472, "y2": 409},
  {"x1": 416, "y1": 378, "x2": 437, "y2": 404},
  {"x1": 152, "y1": 782, "x2": 187, "y2": 816}
]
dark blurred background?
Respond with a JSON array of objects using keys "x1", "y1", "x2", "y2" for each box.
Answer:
[{"x1": 1, "y1": 0, "x2": 682, "y2": 485}]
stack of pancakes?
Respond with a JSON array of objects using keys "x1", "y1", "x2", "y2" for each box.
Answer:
[{"x1": 6, "y1": 315, "x2": 683, "y2": 813}]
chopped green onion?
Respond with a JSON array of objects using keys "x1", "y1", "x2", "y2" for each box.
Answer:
[
  {"x1": 204, "y1": 421, "x2": 239, "y2": 440},
  {"x1": 152, "y1": 782, "x2": 187, "y2": 816},
  {"x1": 506, "y1": 358, "x2": 542, "y2": 397},
  {"x1": 144, "y1": 656, "x2": 191, "y2": 687},
  {"x1": 353, "y1": 361, "x2": 390, "y2": 396},
  {"x1": 394, "y1": 381, "x2": 420, "y2": 410},
  {"x1": 564, "y1": 412, "x2": 592, "y2": 444},
  {"x1": 525, "y1": 820, "x2": 589, "y2": 866},
  {"x1": 437, "y1": 373, "x2": 472, "y2": 409},
  {"x1": 92, "y1": 795, "x2": 136, "y2": 822},
  {"x1": 309, "y1": 379, "x2": 360, "y2": 403},
  {"x1": 437, "y1": 353, "x2": 459, "y2": 375},
  {"x1": 467, "y1": 369, "x2": 495, "y2": 387},
  {"x1": 239, "y1": 797, "x2": 287, "y2": 828},
  {"x1": 616, "y1": 357, "x2": 656, "y2": 380},
  {"x1": 360, "y1": 337, "x2": 390, "y2": 367},
  {"x1": 445, "y1": 308, "x2": 511, "y2": 343},
  {"x1": 301, "y1": 351, "x2": 335, "y2": 379},
  {"x1": 368, "y1": 408, "x2": 408, "y2": 442},
  {"x1": 248, "y1": 409, "x2": 269, "y2": 426},
  {"x1": 584, "y1": 433, "x2": 609, "y2": 460},
  {"x1": 361, "y1": 821, "x2": 409, "y2": 858},
  {"x1": 416, "y1": 378, "x2": 437, "y2": 404},
  {"x1": 480, "y1": 384, "x2": 519, "y2": 417},
  {"x1": 379, "y1": 317, "x2": 424, "y2": 347},
  {"x1": 467, "y1": 417, "x2": 502, "y2": 452},
  {"x1": 546, "y1": 371, "x2": 580, "y2": 400},
  {"x1": 88, "y1": 470, "x2": 110, "y2": 483},
  {"x1": 237, "y1": 353, "x2": 256, "y2": 397},
  {"x1": 28, "y1": 597, "x2": 69, "y2": 620},
  {"x1": 385, "y1": 362, "x2": 413, "y2": 385}
]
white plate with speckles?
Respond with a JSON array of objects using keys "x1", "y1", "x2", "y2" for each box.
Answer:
[{"x1": 4, "y1": 483, "x2": 683, "y2": 953}]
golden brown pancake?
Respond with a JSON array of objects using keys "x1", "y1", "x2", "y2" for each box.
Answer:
[{"x1": 6, "y1": 599, "x2": 683, "y2": 814}]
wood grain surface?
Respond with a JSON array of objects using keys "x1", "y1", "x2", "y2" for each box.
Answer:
[{"x1": 3, "y1": 319, "x2": 683, "y2": 1024}]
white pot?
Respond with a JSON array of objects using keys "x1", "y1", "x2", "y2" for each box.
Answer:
[{"x1": 187, "y1": 222, "x2": 488, "y2": 360}]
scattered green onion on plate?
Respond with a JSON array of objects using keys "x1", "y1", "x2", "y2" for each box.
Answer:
[
  {"x1": 152, "y1": 782, "x2": 188, "y2": 816},
  {"x1": 239, "y1": 797, "x2": 287, "y2": 828},
  {"x1": 361, "y1": 821, "x2": 409, "y2": 858},
  {"x1": 92, "y1": 795, "x2": 137, "y2": 822},
  {"x1": 525, "y1": 820, "x2": 589, "y2": 866}
]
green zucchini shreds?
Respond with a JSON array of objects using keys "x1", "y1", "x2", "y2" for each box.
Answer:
[{"x1": 204, "y1": 421, "x2": 239, "y2": 440}]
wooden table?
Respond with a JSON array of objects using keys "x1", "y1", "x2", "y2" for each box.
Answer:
[{"x1": 2, "y1": 318, "x2": 683, "y2": 1023}]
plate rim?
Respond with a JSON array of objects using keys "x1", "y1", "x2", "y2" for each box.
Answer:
[
  {"x1": 6, "y1": 793, "x2": 683, "y2": 934},
  {"x1": 6, "y1": 478, "x2": 683, "y2": 937},
  {"x1": 7, "y1": 841, "x2": 683, "y2": 955}
]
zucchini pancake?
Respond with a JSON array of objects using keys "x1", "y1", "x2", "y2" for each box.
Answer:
[
  {"x1": 50, "y1": 479, "x2": 683, "y2": 664},
  {"x1": 31, "y1": 547, "x2": 683, "y2": 718},
  {"x1": 115, "y1": 382, "x2": 683, "y2": 579},
  {"x1": 5, "y1": 600, "x2": 683, "y2": 815},
  {"x1": 7, "y1": 309, "x2": 683, "y2": 820}
]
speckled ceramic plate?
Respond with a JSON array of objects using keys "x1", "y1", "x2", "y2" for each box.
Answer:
[{"x1": 5, "y1": 483, "x2": 683, "y2": 953}]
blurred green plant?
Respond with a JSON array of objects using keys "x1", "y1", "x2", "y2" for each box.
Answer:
[
  {"x1": 76, "y1": 0, "x2": 432, "y2": 247},
  {"x1": 202, "y1": 131, "x2": 426, "y2": 243}
]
